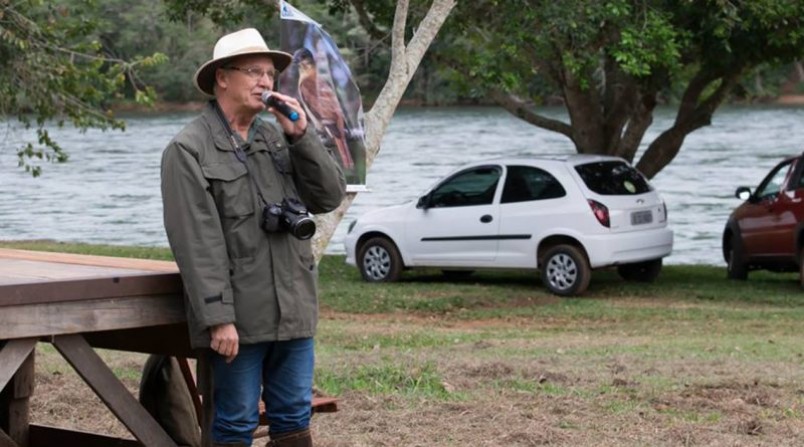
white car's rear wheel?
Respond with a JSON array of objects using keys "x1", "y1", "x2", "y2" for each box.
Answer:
[
  {"x1": 541, "y1": 244, "x2": 591, "y2": 296},
  {"x1": 358, "y1": 237, "x2": 403, "y2": 282}
]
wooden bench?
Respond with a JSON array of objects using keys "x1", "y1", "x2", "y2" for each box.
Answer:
[{"x1": 0, "y1": 248, "x2": 337, "y2": 446}]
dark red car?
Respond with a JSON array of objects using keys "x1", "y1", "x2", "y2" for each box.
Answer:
[{"x1": 723, "y1": 153, "x2": 804, "y2": 284}]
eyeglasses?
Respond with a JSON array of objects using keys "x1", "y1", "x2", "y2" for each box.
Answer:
[{"x1": 224, "y1": 66, "x2": 277, "y2": 81}]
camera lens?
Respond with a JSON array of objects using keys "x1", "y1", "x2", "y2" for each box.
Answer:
[{"x1": 292, "y1": 216, "x2": 316, "y2": 240}]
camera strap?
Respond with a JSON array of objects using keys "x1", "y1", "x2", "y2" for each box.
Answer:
[{"x1": 211, "y1": 100, "x2": 276, "y2": 208}]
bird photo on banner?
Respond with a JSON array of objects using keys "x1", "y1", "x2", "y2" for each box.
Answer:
[{"x1": 278, "y1": 1, "x2": 367, "y2": 190}]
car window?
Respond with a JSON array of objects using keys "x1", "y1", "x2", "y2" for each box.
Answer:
[
  {"x1": 574, "y1": 161, "x2": 652, "y2": 195},
  {"x1": 756, "y1": 159, "x2": 794, "y2": 200},
  {"x1": 793, "y1": 159, "x2": 804, "y2": 189},
  {"x1": 501, "y1": 165, "x2": 566, "y2": 204},
  {"x1": 430, "y1": 166, "x2": 501, "y2": 207}
]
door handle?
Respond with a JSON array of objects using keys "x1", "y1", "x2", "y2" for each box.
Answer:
[{"x1": 480, "y1": 214, "x2": 493, "y2": 223}]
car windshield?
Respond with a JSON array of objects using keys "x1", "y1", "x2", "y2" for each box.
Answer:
[
  {"x1": 574, "y1": 161, "x2": 652, "y2": 195},
  {"x1": 754, "y1": 159, "x2": 795, "y2": 200}
]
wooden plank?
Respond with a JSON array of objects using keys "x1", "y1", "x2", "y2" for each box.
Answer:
[
  {"x1": 311, "y1": 396, "x2": 339, "y2": 413},
  {"x1": 0, "y1": 259, "x2": 157, "y2": 286},
  {"x1": 0, "y1": 272, "x2": 182, "y2": 308},
  {"x1": 52, "y1": 334, "x2": 177, "y2": 447},
  {"x1": 10, "y1": 354, "x2": 34, "y2": 400},
  {"x1": 258, "y1": 397, "x2": 338, "y2": 425},
  {"x1": 84, "y1": 324, "x2": 193, "y2": 358},
  {"x1": 175, "y1": 358, "x2": 203, "y2": 424},
  {"x1": 2, "y1": 391, "x2": 29, "y2": 447},
  {"x1": 29, "y1": 424, "x2": 140, "y2": 447},
  {"x1": 197, "y1": 353, "x2": 214, "y2": 447},
  {"x1": 0, "y1": 339, "x2": 37, "y2": 393},
  {"x1": 0, "y1": 343, "x2": 34, "y2": 447},
  {"x1": 0, "y1": 429, "x2": 18, "y2": 447},
  {"x1": 0, "y1": 248, "x2": 178, "y2": 272},
  {"x1": 0, "y1": 296, "x2": 186, "y2": 340},
  {"x1": 9, "y1": 354, "x2": 34, "y2": 447}
]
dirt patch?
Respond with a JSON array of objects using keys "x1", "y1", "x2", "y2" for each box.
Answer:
[{"x1": 21, "y1": 311, "x2": 804, "y2": 447}]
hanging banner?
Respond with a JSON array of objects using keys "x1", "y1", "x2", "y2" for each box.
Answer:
[{"x1": 278, "y1": 1, "x2": 367, "y2": 190}]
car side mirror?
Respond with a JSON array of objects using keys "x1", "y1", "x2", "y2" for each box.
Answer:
[
  {"x1": 735, "y1": 186, "x2": 752, "y2": 201},
  {"x1": 416, "y1": 193, "x2": 432, "y2": 209}
]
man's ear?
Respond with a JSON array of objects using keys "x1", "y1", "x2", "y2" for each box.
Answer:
[{"x1": 215, "y1": 68, "x2": 228, "y2": 91}]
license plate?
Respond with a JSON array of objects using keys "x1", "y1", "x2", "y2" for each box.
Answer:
[{"x1": 631, "y1": 210, "x2": 653, "y2": 225}]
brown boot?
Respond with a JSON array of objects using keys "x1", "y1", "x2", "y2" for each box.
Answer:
[{"x1": 266, "y1": 427, "x2": 312, "y2": 447}]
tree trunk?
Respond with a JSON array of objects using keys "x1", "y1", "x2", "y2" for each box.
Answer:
[
  {"x1": 636, "y1": 68, "x2": 742, "y2": 179},
  {"x1": 634, "y1": 126, "x2": 687, "y2": 179},
  {"x1": 562, "y1": 70, "x2": 605, "y2": 154},
  {"x1": 311, "y1": 0, "x2": 457, "y2": 260}
]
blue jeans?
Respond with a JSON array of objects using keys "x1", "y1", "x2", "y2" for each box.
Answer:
[{"x1": 210, "y1": 338, "x2": 314, "y2": 444}]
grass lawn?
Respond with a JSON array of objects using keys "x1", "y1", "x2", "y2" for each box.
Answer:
[{"x1": 2, "y1": 241, "x2": 803, "y2": 446}]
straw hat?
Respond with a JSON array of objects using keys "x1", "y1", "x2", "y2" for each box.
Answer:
[{"x1": 193, "y1": 28, "x2": 292, "y2": 96}]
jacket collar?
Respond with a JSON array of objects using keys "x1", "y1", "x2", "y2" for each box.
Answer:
[
  {"x1": 202, "y1": 101, "x2": 275, "y2": 153},
  {"x1": 202, "y1": 101, "x2": 239, "y2": 152}
]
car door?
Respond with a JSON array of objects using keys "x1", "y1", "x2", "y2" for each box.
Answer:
[
  {"x1": 739, "y1": 158, "x2": 800, "y2": 257},
  {"x1": 405, "y1": 165, "x2": 502, "y2": 265},
  {"x1": 496, "y1": 165, "x2": 568, "y2": 268}
]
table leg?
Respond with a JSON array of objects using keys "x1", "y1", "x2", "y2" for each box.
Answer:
[
  {"x1": 0, "y1": 339, "x2": 36, "y2": 447},
  {"x1": 51, "y1": 334, "x2": 177, "y2": 447},
  {"x1": 196, "y1": 351, "x2": 214, "y2": 447}
]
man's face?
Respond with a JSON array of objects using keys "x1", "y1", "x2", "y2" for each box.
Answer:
[{"x1": 216, "y1": 55, "x2": 276, "y2": 112}]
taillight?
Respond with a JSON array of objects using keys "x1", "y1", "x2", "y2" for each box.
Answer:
[
  {"x1": 588, "y1": 199, "x2": 610, "y2": 228},
  {"x1": 660, "y1": 201, "x2": 667, "y2": 222}
]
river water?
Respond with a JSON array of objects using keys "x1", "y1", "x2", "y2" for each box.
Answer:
[{"x1": 1, "y1": 105, "x2": 803, "y2": 265}]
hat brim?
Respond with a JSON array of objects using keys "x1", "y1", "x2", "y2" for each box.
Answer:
[{"x1": 193, "y1": 50, "x2": 293, "y2": 97}]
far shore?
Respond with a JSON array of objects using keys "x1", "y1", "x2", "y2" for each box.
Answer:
[{"x1": 113, "y1": 94, "x2": 804, "y2": 114}]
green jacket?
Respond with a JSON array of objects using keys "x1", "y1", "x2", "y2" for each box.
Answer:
[{"x1": 161, "y1": 101, "x2": 346, "y2": 348}]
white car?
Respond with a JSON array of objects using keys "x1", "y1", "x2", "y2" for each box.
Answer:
[{"x1": 344, "y1": 155, "x2": 674, "y2": 296}]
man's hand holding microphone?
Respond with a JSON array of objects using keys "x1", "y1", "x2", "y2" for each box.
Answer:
[{"x1": 262, "y1": 91, "x2": 307, "y2": 140}]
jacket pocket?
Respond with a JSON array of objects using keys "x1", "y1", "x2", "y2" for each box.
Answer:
[
  {"x1": 203, "y1": 162, "x2": 257, "y2": 259},
  {"x1": 202, "y1": 162, "x2": 254, "y2": 217}
]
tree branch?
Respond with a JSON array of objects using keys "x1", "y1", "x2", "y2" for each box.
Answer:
[
  {"x1": 348, "y1": 0, "x2": 386, "y2": 40},
  {"x1": 618, "y1": 96, "x2": 655, "y2": 163},
  {"x1": 313, "y1": 0, "x2": 456, "y2": 260},
  {"x1": 675, "y1": 68, "x2": 715, "y2": 125},
  {"x1": 364, "y1": 0, "x2": 456, "y2": 157},
  {"x1": 490, "y1": 90, "x2": 573, "y2": 138}
]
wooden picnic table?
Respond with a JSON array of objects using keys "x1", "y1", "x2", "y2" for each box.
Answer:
[{"x1": 0, "y1": 248, "x2": 335, "y2": 447}]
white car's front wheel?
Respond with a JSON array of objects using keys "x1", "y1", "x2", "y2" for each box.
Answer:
[
  {"x1": 358, "y1": 237, "x2": 403, "y2": 282},
  {"x1": 540, "y1": 244, "x2": 591, "y2": 296}
]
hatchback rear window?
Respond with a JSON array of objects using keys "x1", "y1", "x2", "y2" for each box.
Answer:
[{"x1": 574, "y1": 161, "x2": 652, "y2": 195}]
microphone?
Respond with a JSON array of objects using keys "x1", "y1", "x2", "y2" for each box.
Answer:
[{"x1": 261, "y1": 91, "x2": 299, "y2": 122}]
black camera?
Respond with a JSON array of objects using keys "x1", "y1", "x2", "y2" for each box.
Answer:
[{"x1": 261, "y1": 198, "x2": 316, "y2": 240}]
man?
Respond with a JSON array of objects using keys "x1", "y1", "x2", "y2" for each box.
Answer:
[{"x1": 161, "y1": 28, "x2": 346, "y2": 447}]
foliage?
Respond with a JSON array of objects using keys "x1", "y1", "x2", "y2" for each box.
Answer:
[
  {"x1": 444, "y1": 0, "x2": 804, "y2": 178},
  {"x1": 92, "y1": 0, "x2": 220, "y2": 103},
  {"x1": 3, "y1": 0, "x2": 801, "y2": 177},
  {"x1": 0, "y1": 0, "x2": 166, "y2": 176},
  {"x1": 161, "y1": 0, "x2": 394, "y2": 102}
]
